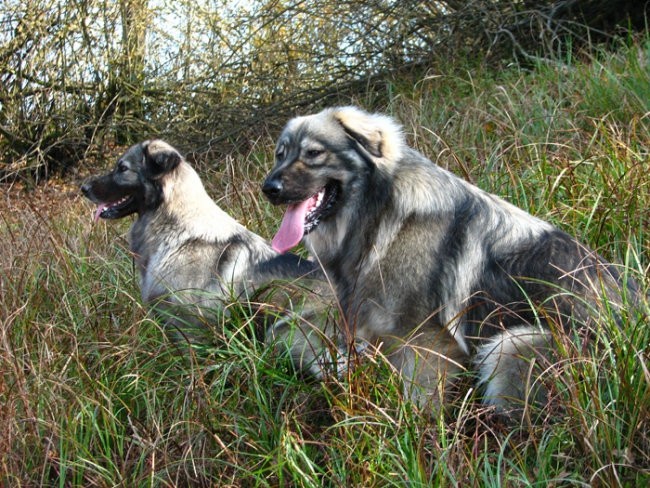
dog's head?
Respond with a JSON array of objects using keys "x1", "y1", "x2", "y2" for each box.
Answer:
[
  {"x1": 81, "y1": 140, "x2": 182, "y2": 221},
  {"x1": 261, "y1": 106, "x2": 405, "y2": 253}
]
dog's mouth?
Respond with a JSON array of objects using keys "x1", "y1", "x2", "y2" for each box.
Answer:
[
  {"x1": 93, "y1": 195, "x2": 135, "y2": 221},
  {"x1": 272, "y1": 183, "x2": 338, "y2": 253}
]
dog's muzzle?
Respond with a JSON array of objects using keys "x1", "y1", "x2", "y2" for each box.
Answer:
[
  {"x1": 80, "y1": 181, "x2": 95, "y2": 199},
  {"x1": 261, "y1": 175, "x2": 283, "y2": 203}
]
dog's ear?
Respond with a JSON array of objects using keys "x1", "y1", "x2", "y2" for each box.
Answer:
[
  {"x1": 332, "y1": 106, "x2": 404, "y2": 166},
  {"x1": 144, "y1": 140, "x2": 182, "y2": 179}
]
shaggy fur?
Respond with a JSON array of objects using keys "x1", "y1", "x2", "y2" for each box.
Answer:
[
  {"x1": 262, "y1": 106, "x2": 640, "y2": 412},
  {"x1": 81, "y1": 140, "x2": 336, "y2": 361}
]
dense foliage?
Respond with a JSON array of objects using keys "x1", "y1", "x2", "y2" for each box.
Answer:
[{"x1": 1, "y1": 0, "x2": 647, "y2": 181}]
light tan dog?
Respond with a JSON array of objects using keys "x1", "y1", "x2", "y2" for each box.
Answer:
[{"x1": 81, "y1": 140, "x2": 338, "y2": 371}]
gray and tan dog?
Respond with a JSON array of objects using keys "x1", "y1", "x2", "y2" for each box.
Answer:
[
  {"x1": 262, "y1": 106, "x2": 641, "y2": 412},
  {"x1": 81, "y1": 140, "x2": 338, "y2": 369}
]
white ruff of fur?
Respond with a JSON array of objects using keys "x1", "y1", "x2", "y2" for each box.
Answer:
[
  {"x1": 148, "y1": 162, "x2": 272, "y2": 292},
  {"x1": 162, "y1": 162, "x2": 245, "y2": 242}
]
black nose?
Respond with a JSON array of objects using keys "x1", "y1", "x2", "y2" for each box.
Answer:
[
  {"x1": 262, "y1": 177, "x2": 283, "y2": 198},
  {"x1": 80, "y1": 182, "x2": 91, "y2": 196}
]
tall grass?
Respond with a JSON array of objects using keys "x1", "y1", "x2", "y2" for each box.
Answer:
[{"x1": 1, "y1": 38, "x2": 649, "y2": 486}]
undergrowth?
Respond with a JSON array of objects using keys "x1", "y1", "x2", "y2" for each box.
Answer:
[{"x1": 1, "y1": 38, "x2": 648, "y2": 486}]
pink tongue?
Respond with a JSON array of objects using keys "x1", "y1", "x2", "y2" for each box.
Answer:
[
  {"x1": 94, "y1": 203, "x2": 108, "y2": 222},
  {"x1": 272, "y1": 199, "x2": 311, "y2": 253}
]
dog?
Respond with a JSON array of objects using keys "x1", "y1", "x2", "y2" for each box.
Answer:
[
  {"x1": 81, "y1": 139, "x2": 339, "y2": 370},
  {"x1": 261, "y1": 106, "x2": 642, "y2": 413}
]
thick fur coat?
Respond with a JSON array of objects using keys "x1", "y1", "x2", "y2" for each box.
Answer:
[
  {"x1": 262, "y1": 106, "x2": 640, "y2": 411},
  {"x1": 81, "y1": 140, "x2": 333, "y2": 352}
]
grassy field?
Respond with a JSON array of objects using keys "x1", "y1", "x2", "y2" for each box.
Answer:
[{"x1": 1, "y1": 38, "x2": 649, "y2": 486}]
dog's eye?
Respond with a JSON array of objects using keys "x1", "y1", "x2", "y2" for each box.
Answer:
[
  {"x1": 275, "y1": 145, "x2": 286, "y2": 161},
  {"x1": 117, "y1": 161, "x2": 128, "y2": 173},
  {"x1": 305, "y1": 149, "x2": 324, "y2": 159}
]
